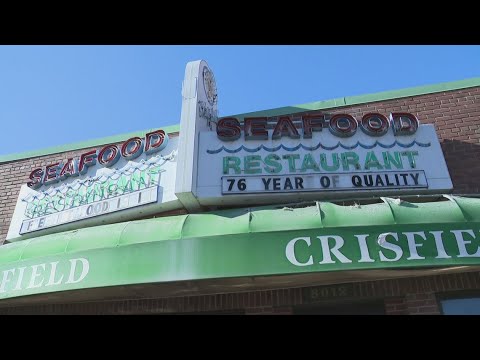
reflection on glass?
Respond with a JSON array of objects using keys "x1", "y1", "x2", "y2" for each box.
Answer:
[{"x1": 441, "y1": 298, "x2": 480, "y2": 315}]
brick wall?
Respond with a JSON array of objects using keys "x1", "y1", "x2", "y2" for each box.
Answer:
[
  {"x1": 0, "y1": 87, "x2": 479, "y2": 244},
  {"x1": 1, "y1": 271, "x2": 478, "y2": 315}
]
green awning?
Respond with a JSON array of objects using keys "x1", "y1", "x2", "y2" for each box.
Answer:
[{"x1": 0, "y1": 195, "x2": 480, "y2": 302}]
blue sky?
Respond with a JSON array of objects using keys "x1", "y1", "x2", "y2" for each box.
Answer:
[{"x1": 0, "y1": 45, "x2": 479, "y2": 155}]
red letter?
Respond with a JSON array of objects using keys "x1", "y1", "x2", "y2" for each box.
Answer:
[
  {"x1": 302, "y1": 115, "x2": 324, "y2": 138},
  {"x1": 145, "y1": 130, "x2": 168, "y2": 155},
  {"x1": 98, "y1": 145, "x2": 120, "y2": 168},
  {"x1": 244, "y1": 117, "x2": 268, "y2": 140},
  {"x1": 121, "y1": 137, "x2": 144, "y2": 160},
  {"x1": 390, "y1": 113, "x2": 419, "y2": 136},
  {"x1": 59, "y1": 158, "x2": 79, "y2": 180},
  {"x1": 217, "y1": 117, "x2": 241, "y2": 141},
  {"x1": 272, "y1": 116, "x2": 300, "y2": 140},
  {"x1": 329, "y1": 114, "x2": 358, "y2": 138},
  {"x1": 79, "y1": 150, "x2": 98, "y2": 175},
  {"x1": 27, "y1": 168, "x2": 44, "y2": 189},
  {"x1": 43, "y1": 163, "x2": 60, "y2": 185},
  {"x1": 360, "y1": 113, "x2": 389, "y2": 137}
]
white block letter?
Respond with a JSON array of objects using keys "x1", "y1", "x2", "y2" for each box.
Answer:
[
  {"x1": 286, "y1": 237, "x2": 314, "y2": 266},
  {"x1": 318, "y1": 235, "x2": 352, "y2": 264},
  {"x1": 66, "y1": 258, "x2": 90, "y2": 284},
  {"x1": 451, "y1": 230, "x2": 480, "y2": 258},
  {"x1": 378, "y1": 233, "x2": 403, "y2": 262}
]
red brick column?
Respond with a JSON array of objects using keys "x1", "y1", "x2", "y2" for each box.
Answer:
[
  {"x1": 404, "y1": 292, "x2": 441, "y2": 315},
  {"x1": 384, "y1": 296, "x2": 408, "y2": 315}
]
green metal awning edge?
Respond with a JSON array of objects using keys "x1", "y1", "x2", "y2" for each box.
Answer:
[
  {"x1": 1, "y1": 195, "x2": 479, "y2": 266},
  {"x1": 0, "y1": 194, "x2": 480, "y2": 303}
]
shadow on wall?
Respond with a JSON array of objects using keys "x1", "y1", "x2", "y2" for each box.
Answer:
[{"x1": 441, "y1": 138, "x2": 480, "y2": 194}]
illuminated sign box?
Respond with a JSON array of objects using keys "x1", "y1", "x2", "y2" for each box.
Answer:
[
  {"x1": 7, "y1": 130, "x2": 181, "y2": 241},
  {"x1": 173, "y1": 61, "x2": 453, "y2": 211},
  {"x1": 195, "y1": 119, "x2": 452, "y2": 206}
]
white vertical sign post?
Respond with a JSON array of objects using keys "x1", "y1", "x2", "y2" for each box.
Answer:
[{"x1": 175, "y1": 60, "x2": 218, "y2": 211}]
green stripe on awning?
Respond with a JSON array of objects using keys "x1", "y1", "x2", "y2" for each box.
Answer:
[{"x1": 0, "y1": 195, "x2": 479, "y2": 301}]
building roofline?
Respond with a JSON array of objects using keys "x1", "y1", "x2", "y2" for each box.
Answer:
[
  {"x1": 0, "y1": 125, "x2": 180, "y2": 164},
  {"x1": 229, "y1": 76, "x2": 480, "y2": 120},
  {"x1": 1, "y1": 76, "x2": 479, "y2": 164}
]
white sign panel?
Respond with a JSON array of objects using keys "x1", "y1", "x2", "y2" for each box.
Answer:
[
  {"x1": 172, "y1": 61, "x2": 453, "y2": 207},
  {"x1": 7, "y1": 131, "x2": 181, "y2": 242},
  {"x1": 20, "y1": 186, "x2": 159, "y2": 234},
  {"x1": 221, "y1": 171, "x2": 428, "y2": 195},
  {"x1": 194, "y1": 121, "x2": 453, "y2": 206}
]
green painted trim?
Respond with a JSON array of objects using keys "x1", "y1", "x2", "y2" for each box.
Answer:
[
  {"x1": 0, "y1": 124, "x2": 180, "y2": 164},
  {"x1": 0, "y1": 196, "x2": 480, "y2": 301},
  {"x1": 231, "y1": 77, "x2": 480, "y2": 120},
  {"x1": 2, "y1": 76, "x2": 479, "y2": 164}
]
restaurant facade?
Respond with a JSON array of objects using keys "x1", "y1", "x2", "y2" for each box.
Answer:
[{"x1": 0, "y1": 61, "x2": 479, "y2": 314}]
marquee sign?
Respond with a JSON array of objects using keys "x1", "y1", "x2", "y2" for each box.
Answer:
[
  {"x1": 213, "y1": 113, "x2": 428, "y2": 195},
  {"x1": 194, "y1": 116, "x2": 451, "y2": 206},
  {"x1": 175, "y1": 61, "x2": 453, "y2": 210},
  {"x1": 7, "y1": 129, "x2": 182, "y2": 241}
]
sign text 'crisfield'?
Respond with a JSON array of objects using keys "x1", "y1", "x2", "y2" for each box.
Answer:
[
  {"x1": 285, "y1": 229, "x2": 480, "y2": 266},
  {"x1": 0, "y1": 258, "x2": 89, "y2": 294}
]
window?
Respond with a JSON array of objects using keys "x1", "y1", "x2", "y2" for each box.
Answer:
[{"x1": 440, "y1": 293, "x2": 480, "y2": 315}]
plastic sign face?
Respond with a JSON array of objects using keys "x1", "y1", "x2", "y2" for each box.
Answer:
[
  {"x1": 194, "y1": 111, "x2": 452, "y2": 206},
  {"x1": 7, "y1": 128, "x2": 179, "y2": 241}
]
